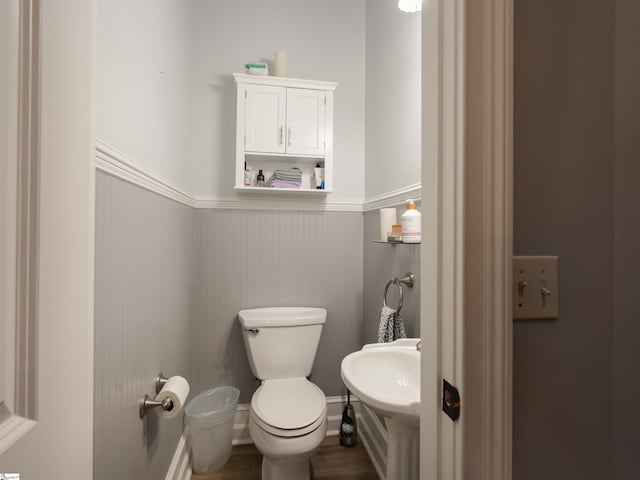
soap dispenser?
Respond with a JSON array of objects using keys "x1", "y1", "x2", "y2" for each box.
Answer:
[{"x1": 400, "y1": 199, "x2": 421, "y2": 243}]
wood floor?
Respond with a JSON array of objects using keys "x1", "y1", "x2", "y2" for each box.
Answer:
[{"x1": 192, "y1": 435, "x2": 379, "y2": 480}]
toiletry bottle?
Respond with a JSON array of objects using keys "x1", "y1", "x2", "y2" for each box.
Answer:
[
  {"x1": 244, "y1": 162, "x2": 252, "y2": 186},
  {"x1": 400, "y1": 199, "x2": 421, "y2": 243},
  {"x1": 314, "y1": 163, "x2": 325, "y2": 189},
  {"x1": 256, "y1": 169, "x2": 265, "y2": 187}
]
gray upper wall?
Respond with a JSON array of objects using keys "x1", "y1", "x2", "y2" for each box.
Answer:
[
  {"x1": 189, "y1": 0, "x2": 366, "y2": 201},
  {"x1": 365, "y1": 0, "x2": 421, "y2": 199},
  {"x1": 514, "y1": 1, "x2": 614, "y2": 479},
  {"x1": 97, "y1": 0, "x2": 423, "y2": 203},
  {"x1": 97, "y1": 0, "x2": 367, "y2": 202},
  {"x1": 97, "y1": 0, "x2": 194, "y2": 191}
]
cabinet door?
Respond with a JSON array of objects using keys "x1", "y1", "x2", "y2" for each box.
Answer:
[
  {"x1": 244, "y1": 84, "x2": 286, "y2": 154},
  {"x1": 285, "y1": 88, "x2": 326, "y2": 156}
]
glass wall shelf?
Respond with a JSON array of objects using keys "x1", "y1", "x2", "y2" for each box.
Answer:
[{"x1": 372, "y1": 240, "x2": 421, "y2": 245}]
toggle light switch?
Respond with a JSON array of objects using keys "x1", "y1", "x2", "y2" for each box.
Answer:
[{"x1": 512, "y1": 256, "x2": 559, "y2": 320}]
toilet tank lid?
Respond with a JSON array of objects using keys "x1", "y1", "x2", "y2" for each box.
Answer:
[{"x1": 238, "y1": 307, "x2": 327, "y2": 328}]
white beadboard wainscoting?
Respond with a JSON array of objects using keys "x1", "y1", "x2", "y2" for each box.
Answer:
[
  {"x1": 164, "y1": 397, "x2": 388, "y2": 480},
  {"x1": 358, "y1": 403, "x2": 389, "y2": 480},
  {"x1": 94, "y1": 172, "x2": 196, "y2": 480},
  {"x1": 94, "y1": 171, "x2": 366, "y2": 476},
  {"x1": 193, "y1": 207, "x2": 364, "y2": 403}
]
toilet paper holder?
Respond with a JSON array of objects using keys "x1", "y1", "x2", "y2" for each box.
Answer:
[
  {"x1": 155, "y1": 372, "x2": 168, "y2": 394},
  {"x1": 138, "y1": 372, "x2": 173, "y2": 419},
  {"x1": 139, "y1": 394, "x2": 174, "y2": 419}
]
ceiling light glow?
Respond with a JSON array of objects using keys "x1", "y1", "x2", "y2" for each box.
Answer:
[{"x1": 398, "y1": 0, "x2": 423, "y2": 13}]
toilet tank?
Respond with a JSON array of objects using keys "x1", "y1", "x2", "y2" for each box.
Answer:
[{"x1": 238, "y1": 307, "x2": 327, "y2": 380}]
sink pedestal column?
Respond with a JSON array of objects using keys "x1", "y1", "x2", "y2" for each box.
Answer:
[{"x1": 385, "y1": 418, "x2": 420, "y2": 479}]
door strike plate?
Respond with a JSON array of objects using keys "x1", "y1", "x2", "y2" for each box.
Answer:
[{"x1": 442, "y1": 379, "x2": 461, "y2": 421}]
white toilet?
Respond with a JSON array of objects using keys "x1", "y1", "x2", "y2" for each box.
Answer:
[{"x1": 238, "y1": 307, "x2": 328, "y2": 480}]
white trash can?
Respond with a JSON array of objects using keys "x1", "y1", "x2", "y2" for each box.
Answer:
[{"x1": 184, "y1": 386, "x2": 240, "y2": 474}]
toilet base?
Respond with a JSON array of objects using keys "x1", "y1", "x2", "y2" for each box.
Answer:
[
  {"x1": 262, "y1": 456, "x2": 310, "y2": 480},
  {"x1": 249, "y1": 410, "x2": 327, "y2": 480}
]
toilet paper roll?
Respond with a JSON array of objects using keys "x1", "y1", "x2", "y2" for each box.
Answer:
[
  {"x1": 379, "y1": 208, "x2": 397, "y2": 241},
  {"x1": 155, "y1": 375, "x2": 190, "y2": 419}
]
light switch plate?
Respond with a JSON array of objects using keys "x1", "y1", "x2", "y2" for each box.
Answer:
[{"x1": 512, "y1": 256, "x2": 559, "y2": 320}]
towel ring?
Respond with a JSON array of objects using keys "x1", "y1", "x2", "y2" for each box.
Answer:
[
  {"x1": 382, "y1": 273, "x2": 414, "y2": 313},
  {"x1": 383, "y1": 279, "x2": 404, "y2": 312}
]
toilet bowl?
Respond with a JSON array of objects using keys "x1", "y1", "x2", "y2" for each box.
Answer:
[
  {"x1": 238, "y1": 307, "x2": 328, "y2": 480},
  {"x1": 249, "y1": 378, "x2": 328, "y2": 479}
]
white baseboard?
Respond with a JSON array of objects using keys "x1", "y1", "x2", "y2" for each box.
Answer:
[
  {"x1": 165, "y1": 394, "x2": 388, "y2": 479},
  {"x1": 229, "y1": 394, "x2": 360, "y2": 445},
  {"x1": 325, "y1": 395, "x2": 358, "y2": 437},
  {"x1": 164, "y1": 434, "x2": 192, "y2": 480}
]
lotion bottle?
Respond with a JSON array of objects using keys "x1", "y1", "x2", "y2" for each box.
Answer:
[
  {"x1": 400, "y1": 199, "x2": 421, "y2": 243},
  {"x1": 243, "y1": 162, "x2": 252, "y2": 186}
]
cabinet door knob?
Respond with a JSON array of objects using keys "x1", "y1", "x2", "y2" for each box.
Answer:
[
  {"x1": 288, "y1": 126, "x2": 293, "y2": 146},
  {"x1": 279, "y1": 126, "x2": 284, "y2": 145}
]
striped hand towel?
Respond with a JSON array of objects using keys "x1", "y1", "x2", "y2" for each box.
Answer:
[{"x1": 377, "y1": 306, "x2": 407, "y2": 343}]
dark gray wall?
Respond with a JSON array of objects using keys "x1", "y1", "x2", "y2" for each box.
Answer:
[
  {"x1": 194, "y1": 209, "x2": 364, "y2": 403},
  {"x1": 514, "y1": 1, "x2": 614, "y2": 479},
  {"x1": 363, "y1": 206, "x2": 420, "y2": 344},
  {"x1": 94, "y1": 173, "x2": 196, "y2": 480},
  {"x1": 613, "y1": 1, "x2": 640, "y2": 478}
]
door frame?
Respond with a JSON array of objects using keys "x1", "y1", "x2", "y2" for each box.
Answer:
[
  {"x1": 420, "y1": 0, "x2": 513, "y2": 478},
  {"x1": 0, "y1": 0, "x2": 39, "y2": 453},
  {"x1": 0, "y1": 0, "x2": 95, "y2": 475}
]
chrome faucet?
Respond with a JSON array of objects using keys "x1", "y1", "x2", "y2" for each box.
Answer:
[{"x1": 416, "y1": 340, "x2": 422, "y2": 352}]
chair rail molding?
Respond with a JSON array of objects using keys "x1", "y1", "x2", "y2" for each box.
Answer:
[
  {"x1": 95, "y1": 140, "x2": 194, "y2": 208},
  {"x1": 362, "y1": 183, "x2": 422, "y2": 212},
  {"x1": 95, "y1": 138, "x2": 424, "y2": 214}
]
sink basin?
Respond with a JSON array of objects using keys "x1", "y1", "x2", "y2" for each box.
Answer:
[
  {"x1": 341, "y1": 338, "x2": 421, "y2": 479},
  {"x1": 340, "y1": 340, "x2": 420, "y2": 423}
]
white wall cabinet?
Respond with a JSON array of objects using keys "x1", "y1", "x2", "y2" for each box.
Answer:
[{"x1": 234, "y1": 73, "x2": 337, "y2": 193}]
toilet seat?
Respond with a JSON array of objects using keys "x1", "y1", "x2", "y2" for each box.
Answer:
[{"x1": 251, "y1": 378, "x2": 326, "y2": 438}]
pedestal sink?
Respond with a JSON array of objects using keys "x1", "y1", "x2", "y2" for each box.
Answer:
[{"x1": 340, "y1": 339, "x2": 420, "y2": 479}]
